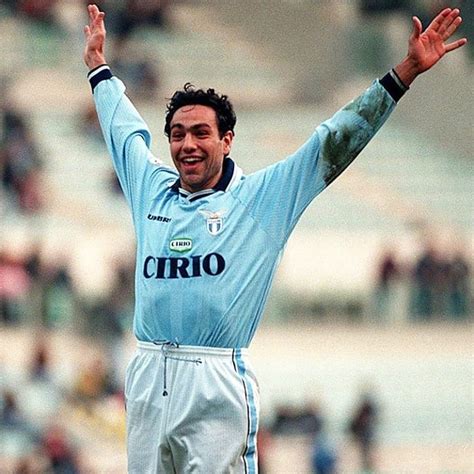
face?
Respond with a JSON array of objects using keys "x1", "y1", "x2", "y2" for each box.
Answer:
[{"x1": 169, "y1": 105, "x2": 233, "y2": 193}]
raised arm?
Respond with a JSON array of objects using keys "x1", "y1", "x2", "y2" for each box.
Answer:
[
  {"x1": 239, "y1": 7, "x2": 467, "y2": 246},
  {"x1": 82, "y1": 4, "x2": 164, "y2": 217},
  {"x1": 394, "y1": 7, "x2": 467, "y2": 86},
  {"x1": 83, "y1": 4, "x2": 107, "y2": 70}
]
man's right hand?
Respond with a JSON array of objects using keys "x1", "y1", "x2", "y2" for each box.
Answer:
[{"x1": 84, "y1": 4, "x2": 107, "y2": 70}]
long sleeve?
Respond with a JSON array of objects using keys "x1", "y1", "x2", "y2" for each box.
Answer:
[
  {"x1": 236, "y1": 75, "x2": 402, "y2": 248},
  {"x1": 88, "y1": 65, "x2": 163, "y2": 215},
  {"x1": 317, "y1": 76, "x2": 397, "y2": 187}
]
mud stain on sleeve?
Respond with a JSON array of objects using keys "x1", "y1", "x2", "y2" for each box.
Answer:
[{"x1": 321, "y1": 85, "x2": 392, "y2": 186}]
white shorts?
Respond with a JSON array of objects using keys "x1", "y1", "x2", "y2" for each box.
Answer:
[{"x1": 125, "y1": 341, "x2": 260, "y2": 473}]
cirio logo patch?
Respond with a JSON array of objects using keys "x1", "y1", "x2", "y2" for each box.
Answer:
[{"x1": 169, "y1": 238, "x2": 193, "y2": 253}]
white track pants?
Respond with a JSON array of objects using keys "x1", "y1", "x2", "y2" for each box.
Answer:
[{"x1": 125, "y1": 342, "x2": 260, "y2": 473}]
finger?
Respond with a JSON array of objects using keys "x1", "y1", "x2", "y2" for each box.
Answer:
[
  {"x1": 84, "y1": 25, "x2": 90, "y2": 39},
  {"x1": 93, "y1": 11, "x2": 105, "y2": 28},
  {"x1": 445, "y1": 38, "x2": 468, "y2": 53},
  {"x1": 443, "y1": 15, "x2": 462, "y2": 41},
  {"x1": 87, "y1": 4, "x2": 96, "y2": 27},
  {"x1": 426, "y1": 8, "x2": 451, "y2": 33},
  {"x1": 88, "y1": 4, "x2": 101, "y2": 25},
  {"x1": 438, "y1": 8, "x2": 460, "y2": 37},
  {"x1": 88, "y1": 4, "x2": 97, "y2": 18},
  {"x1": 88, "y1": 4, "x2": 99, "y2": 15},
  {"x1": 411, "y1": 16, "x2": 422, "y2": 39}
]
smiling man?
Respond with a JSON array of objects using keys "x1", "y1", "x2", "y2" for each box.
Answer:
[
  {"x1": 83, "y1": 3, "x2": 466, "y2": 473},
  {"x1": 166, "y1": 89, "x2": 235, "y2": 193},
  {"x1": 170, "y1": 104, "x2": 228, "y2": 191}
]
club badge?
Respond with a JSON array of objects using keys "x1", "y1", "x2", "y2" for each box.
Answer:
[{"x1": 198, "y1": 209, "x2": 227, "y2": 236}]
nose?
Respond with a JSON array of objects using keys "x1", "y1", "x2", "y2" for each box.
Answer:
[{"x1": 182, "y1": 133, "x2": 197, "y2": 153}]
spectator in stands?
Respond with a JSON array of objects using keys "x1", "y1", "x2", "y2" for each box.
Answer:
[
  {"x1": 374, "y1": 247, "x2": 402, "y2": 321},
  {"x1": 1, "y1": 389, "x2": 25, "y2": 428},
  {"x1": 271, "y1": 404, "x2": 300, "y2": 435},
  {"x1": 410, "y1": 243, "x2": 446, "y2": 320},
  {"x1": 41, "y1": 424, "x2": 80, "y2": 474},
  {"x1": 446, "y1": 249, "x2": 471, "y2": 319},
  {"x1": 24, "y1": 244, "x2": 42, "y2": 283},
  {"x1": 24, "y1": 244, "x2": 44, "y2": 322},
  {"x1": 30, "y1": 338, "x2": 52, "y2": 381},
  {"x1": 40, "y1": 262, "x2": 75, "y2": 329},
  {"x1": 347, "y1": 392, "x2": 378, "y2": 472},
  {"x1": 297, "y1": 401, "x2": 324, "y2": 436},
  {"x1": 311, "y1": 433, "x2": 338, "y2": 474},
  {"x1": 0, "y1": 101, "x2": 43, "y2": 213},
  {"x1": 271, "y1": 402, "x2": 324, "y2": 436},
  {"x1": 0, "y1": 249, "x2": 31, "y2": 324},
  {"x1": 0, "y1": 388, "x2": 39, "y2": 451}
]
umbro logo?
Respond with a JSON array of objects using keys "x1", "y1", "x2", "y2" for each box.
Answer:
[{"x1": 147, "y1": 214, "x2": 171, "y2": 223}]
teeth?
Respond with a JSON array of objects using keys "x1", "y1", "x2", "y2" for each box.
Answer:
[{"x1": 183, "y1": 158, "x2": 200, "y2": 163}]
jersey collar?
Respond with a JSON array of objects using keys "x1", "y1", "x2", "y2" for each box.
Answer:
[{"x1": 170, "y1": 157, "x2": 241, "y2": 201}]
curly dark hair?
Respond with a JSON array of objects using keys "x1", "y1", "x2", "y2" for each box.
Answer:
[{"x1": 164, "y1": 83, "x2": 236, "y2": 139}]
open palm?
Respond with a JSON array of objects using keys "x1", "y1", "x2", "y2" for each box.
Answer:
[{"x1": 408, "y1": 8, "x2": 466, "y2": 74}]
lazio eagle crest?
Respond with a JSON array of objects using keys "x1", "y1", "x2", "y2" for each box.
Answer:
[{"x1": 198, "y1": 209, "x2": 227, "y2": 236}]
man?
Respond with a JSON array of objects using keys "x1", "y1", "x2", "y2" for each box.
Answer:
[{"x1": 83, "y1": 4, "x2": 466, "y2": 472}]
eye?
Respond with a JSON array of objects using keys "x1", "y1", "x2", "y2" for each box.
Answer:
[{"x1": 171, "y1": 133, "x2": 184, "y2": 141}]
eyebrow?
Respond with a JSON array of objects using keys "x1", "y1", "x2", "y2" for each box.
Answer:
[{"x1": 170, "y1": 123, "x2": 212, "y2": 131}]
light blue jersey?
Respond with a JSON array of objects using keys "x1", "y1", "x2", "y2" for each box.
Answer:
[{"x1": 90, "y1": 65, "x2": 399, "y2": 348}]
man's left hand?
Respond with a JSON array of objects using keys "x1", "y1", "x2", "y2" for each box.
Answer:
[{"x1": 395, "y1": 8, "x2": 467, "y2": 85}]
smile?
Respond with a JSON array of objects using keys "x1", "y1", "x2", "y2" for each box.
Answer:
[{"x1": 181, "y1": 156, "x2": 204, "y2": 164}]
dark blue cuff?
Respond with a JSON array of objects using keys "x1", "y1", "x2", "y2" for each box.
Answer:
[
  {"x1": 379, "y1": 69, "x2": 409, "y2": 103},
  {"x1": 87, "y1": 64, "x2": 113, "y2": 92}
]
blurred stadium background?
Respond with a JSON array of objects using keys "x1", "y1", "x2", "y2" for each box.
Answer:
[{"x1": 0, "y1": 0, "x2": 472, "y2": 472}]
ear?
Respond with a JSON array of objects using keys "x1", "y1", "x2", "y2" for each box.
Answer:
[{"x1": 222, "y1": 130, "x2": 234, "y2": 156}]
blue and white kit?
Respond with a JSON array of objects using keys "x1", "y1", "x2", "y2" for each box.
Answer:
[{"x1": 89, "y1": 64, "x2": 406, "y2": 473}]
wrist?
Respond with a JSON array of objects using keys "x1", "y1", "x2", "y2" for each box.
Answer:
[
  {"x1": 85, "y1": 53, "x2": 106, "y2": 71},
  {"x1": 394, "y1": 56, "x2": 420, "y2": 87}
]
